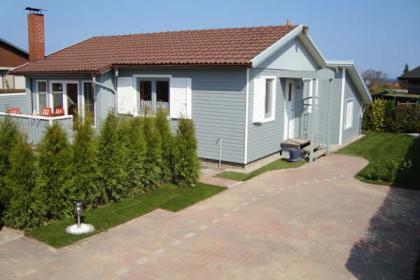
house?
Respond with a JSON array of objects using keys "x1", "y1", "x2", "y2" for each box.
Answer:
[
  {"x1": 0, "y1": 37, "x2": 29, "y2": 112},
  {"x1": 399, "y1": 66, "x2": 420, "y2": 95},
  {"x1": 2, "y1": 8, "x2": 371, "y2": 166}
]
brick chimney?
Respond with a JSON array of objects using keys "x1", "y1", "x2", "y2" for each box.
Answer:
[{"x1": 26, "y1": 7, "x2": 45, "y2": 62}]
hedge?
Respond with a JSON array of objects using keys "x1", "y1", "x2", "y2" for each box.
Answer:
[
  {"x1": 363, "y1": 100, "x2": 420, "y2": 133},
  {"x1": 0, "y1": 112, "x2": 199, "y2": 230}
]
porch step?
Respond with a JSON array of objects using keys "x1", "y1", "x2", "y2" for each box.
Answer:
[
  {"x1": 302, "y1": 143, "x2": 321, "y2": 153},
  {"x1": 312, "y1": 149, "x2": 327, "y2": 160},
  {"x1": 281, "y1": 138, "x2": 310, "y2": 152}
]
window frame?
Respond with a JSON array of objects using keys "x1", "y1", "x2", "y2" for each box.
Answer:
[
  {"x1": 344, "y1": 99, "x2": 354, "y2": 130},
  {"x1": 48, "y1": 80, "x2": 79, "y2": 116},
  {"x1": 36, "y1": 80, "x2": 48, "y2": 114},
  {"x1": 82, "y1": 81, "x2": 96, "y2": 127},
  {"x1": 259, "y1": 76, "x2": 277, "y2": 123},
  {"x1": 133, "y1": 75, "x2": 171, "y2": 115}
]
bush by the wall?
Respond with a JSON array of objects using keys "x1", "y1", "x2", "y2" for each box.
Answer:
[
  {"x1": 71, "y1": 115, "x2": 99, "y2": 208},
  {"x1": 97, "y1": 112, "x2": 128, "y2": 203},
  {"x1": 173, "y1": 118, "x2": 199, "y2": 188},
  {"x1": 142, "y1": 115, "x2": 162, "y2": 190},
  {"x1": 363, "y1": 99, "x2": 385, "y2": 132},
  {"x1": 155, "y1": 109, "x2": 174, "y2": 183},
  {"x1": 0, "y1": 117, "x2": 20, "y2": 223},
  {"x1": 37, "y1": 122, "x2": 74, "y2": 219},
  {"x1": 3, "y1": 136, "x2": 45, "y2": 229}
]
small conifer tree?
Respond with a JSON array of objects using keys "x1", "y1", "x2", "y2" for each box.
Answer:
[
  {"x1": 37, "y1": 122, "x2": 74, "y2": 219},
  {"x1": 124, "y1": 117, "x2": 146, "y2": 194},
  {"x1": 72, "y1": 114, "x2": 99, "y2": 208},
  {"x1": 97, "y1": 112, "x2": 127, "y2": 203},
  {"x1": 155, "y1": 109, "x2": 174, "y2": 183},
  {"x1": 173, "y1": 118, "x2": 199, "y2": 187},
  {"x1": 4, "y1": 136, "x2": 45, "y2": 229},
  {"x1": 142, "y1": 114, "x2": 162, "y2": 190},
  {"x1": 0, "y1": 117, "x2": 20, "y2": 222}
]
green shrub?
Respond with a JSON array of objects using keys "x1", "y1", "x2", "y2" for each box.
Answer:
[
  {"x1": 363, "y1": 99, "x2": 385, "y2": 132},
  {"x1": 173, "y1": 118, "x2": 199, "y2": 188},
  {"x1": 142, "y1": 115, "x2": 162, "y2": 190},
  {"x1": 121, "y1": 117, "x2": 146, "y2": 195},
  {"x1": 155, "y1": 109, "x2": 174, "y2": 183},
  {"x1": 365, "y1": 159, "x2": 412, "y2": 184},
  {"x1": 37, "y1": 122, "x2": 74, "y2": 219},
  {"x1": 383, "y1": 101, "x2": 396, "y2": 132},
  {"x1": 3, "y1": 136, "x2": 45, "y2": 229},
  {"x1": 71, "y1": 115, "x2": 99, "y2": 208},
  {"x1": 97, "y1": 112, "x2": 128, "y2": 203},
  {"x1": 0, "y1": 117, "x2": 21, "y2": 222}
]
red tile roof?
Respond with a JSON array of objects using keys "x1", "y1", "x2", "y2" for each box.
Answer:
[{"x1": 13, "y1": 25, "x2": 296, "y2": 74}]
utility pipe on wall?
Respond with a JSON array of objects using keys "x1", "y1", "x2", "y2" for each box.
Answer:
[{"x1": 217, "y1": 138, "x2": 223, "y2": 168}]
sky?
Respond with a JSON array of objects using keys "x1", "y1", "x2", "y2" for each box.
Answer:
[{"x1": 1, "y1": 0, "x2": 419, "y2": 78}]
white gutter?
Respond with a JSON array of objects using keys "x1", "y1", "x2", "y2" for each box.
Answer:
[
  {"x1": 244, "y1": 68, "x2": 250, "y2": 165},
  {"x1": 338, "y1": 68, "x2": 346, "y2": 145}
]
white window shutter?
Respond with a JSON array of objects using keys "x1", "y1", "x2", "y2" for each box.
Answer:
[
  {"x1": 271, "y1": 79, "x2": 277, "y2": 120},
  {"x1": 253, "y1": 78, "x2": 265, "y2": 122},
  {"x1": 117, "y1": 77, "x2": 135, "y2": 114},
  {"x1": 170, "y1": 77, "x2": 192, "y2": 119}
]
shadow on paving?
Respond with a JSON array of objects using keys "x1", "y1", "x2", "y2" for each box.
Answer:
[{"x1": 346, "y1": 137, "x2": 420, "y2": 280}]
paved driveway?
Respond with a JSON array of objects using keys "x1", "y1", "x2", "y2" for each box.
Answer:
[{"x1": 1, "y1": 155, "x2": 419, "y2": 280}]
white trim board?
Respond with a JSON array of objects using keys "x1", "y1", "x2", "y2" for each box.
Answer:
[
  {"x1": 244, "y1": 68, "x2": 250, "y2": 164},
  {"x1": 338, "y1": 68, "x2": 346, "y2": 145}
]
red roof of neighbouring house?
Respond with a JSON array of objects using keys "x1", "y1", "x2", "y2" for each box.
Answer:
[{"x1": 12, "y1": 25, "x2": 296, "y2": 74}]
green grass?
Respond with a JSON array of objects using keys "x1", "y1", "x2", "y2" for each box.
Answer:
[
  {"x1": 27, "y1": 183, "x2": 225, "y2": 248},
  {"x1": 337, "y1": 132, "x2": 420, "y2": 187},
  {"x1": 216, "y1": 158, "x2": 305, "y2": 181}
]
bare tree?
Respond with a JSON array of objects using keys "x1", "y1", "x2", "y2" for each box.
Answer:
[{"x1": 361, "y1": 69, "x2": 388, "y2": 87}]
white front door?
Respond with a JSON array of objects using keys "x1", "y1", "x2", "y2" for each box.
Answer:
[{"x1": 284, "y1": 80, "x2": 295, "y2": 139}]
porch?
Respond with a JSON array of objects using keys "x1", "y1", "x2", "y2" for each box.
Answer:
[{"x1": 0, "y1": 112, "x2": 73, "y2": 145}]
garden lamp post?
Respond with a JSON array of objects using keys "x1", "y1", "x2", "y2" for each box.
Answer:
[{"x1": 75, "y1": 201, "x2": 82, "y2": 228}]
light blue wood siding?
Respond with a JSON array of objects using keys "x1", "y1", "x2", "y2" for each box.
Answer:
[
  {"x1": 342, "y1": 75, "x2": 362, "y2": 144},
  {"x1": 119, "y1": 68, "x2": 247, "y2": 164},
  {"x1": 95, "y1": 71, "x2": 116, "y2": 129},
  {"x1": 0, "y1": 93, "x2": 31, "y2": 114}
]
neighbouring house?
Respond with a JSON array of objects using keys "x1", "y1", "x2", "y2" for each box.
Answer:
[
  {"x1": 398, "y1": 66, "x2": 420, "y2": 102},
  {"x1": 1, "y1": 8, "x2": 371, "y2": 166},
  {"x1": 0, "y1": 37, "x2": 29, "y2": 112}
]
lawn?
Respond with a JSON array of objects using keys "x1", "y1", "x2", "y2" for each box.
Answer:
[
  {"x1": 27, "y1": 183, "x2": 225, "y2": 248},
  {"x1": 337, "y1": 132, "x2": 420, "y2": 188},
  {"x1": 216, "y1": 158, "x2": 305, "y2": 181}
]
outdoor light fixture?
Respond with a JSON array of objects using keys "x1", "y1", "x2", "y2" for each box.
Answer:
[{"x1": 65, "y1": 201, "x2": 95, "y2": 235}]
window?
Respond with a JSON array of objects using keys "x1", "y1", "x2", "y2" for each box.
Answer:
[
  {"x1": 140, "y1": 80, "x2": 152, "y2": 111},
  {"x1": 264, "y1": 79, "x2": 274, "y2": 118},
  {"x1": 37, "y1": 81, "x2": 47, "y2": 113},
  {"x1": 83, "y1": 82, "x2": 95, "y2": 125},
  {"x1": 52, "y1": 83, "x2": 64, "y2": 110},
  {"x1": 252, "y1": 77, "x2": 276, "y2": 123},
  {"x1": 345, "y1": 100, "x2": 354, "y2": 129},
  {"x1": 303, "y1": 79, "x2": 313, "y2": 112},
  {"x1": 2, "y1": 74, "x2": 15, "y2": 89},
  {"x1": 66, "y1": 83, "x2": 78, "y2": 116},
  {"x1": 156, "y1": 81, "x2": 169, "y2": 110},
  {"x1": 139, "y1": 79, "x2": 169, "y2": 112}
]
